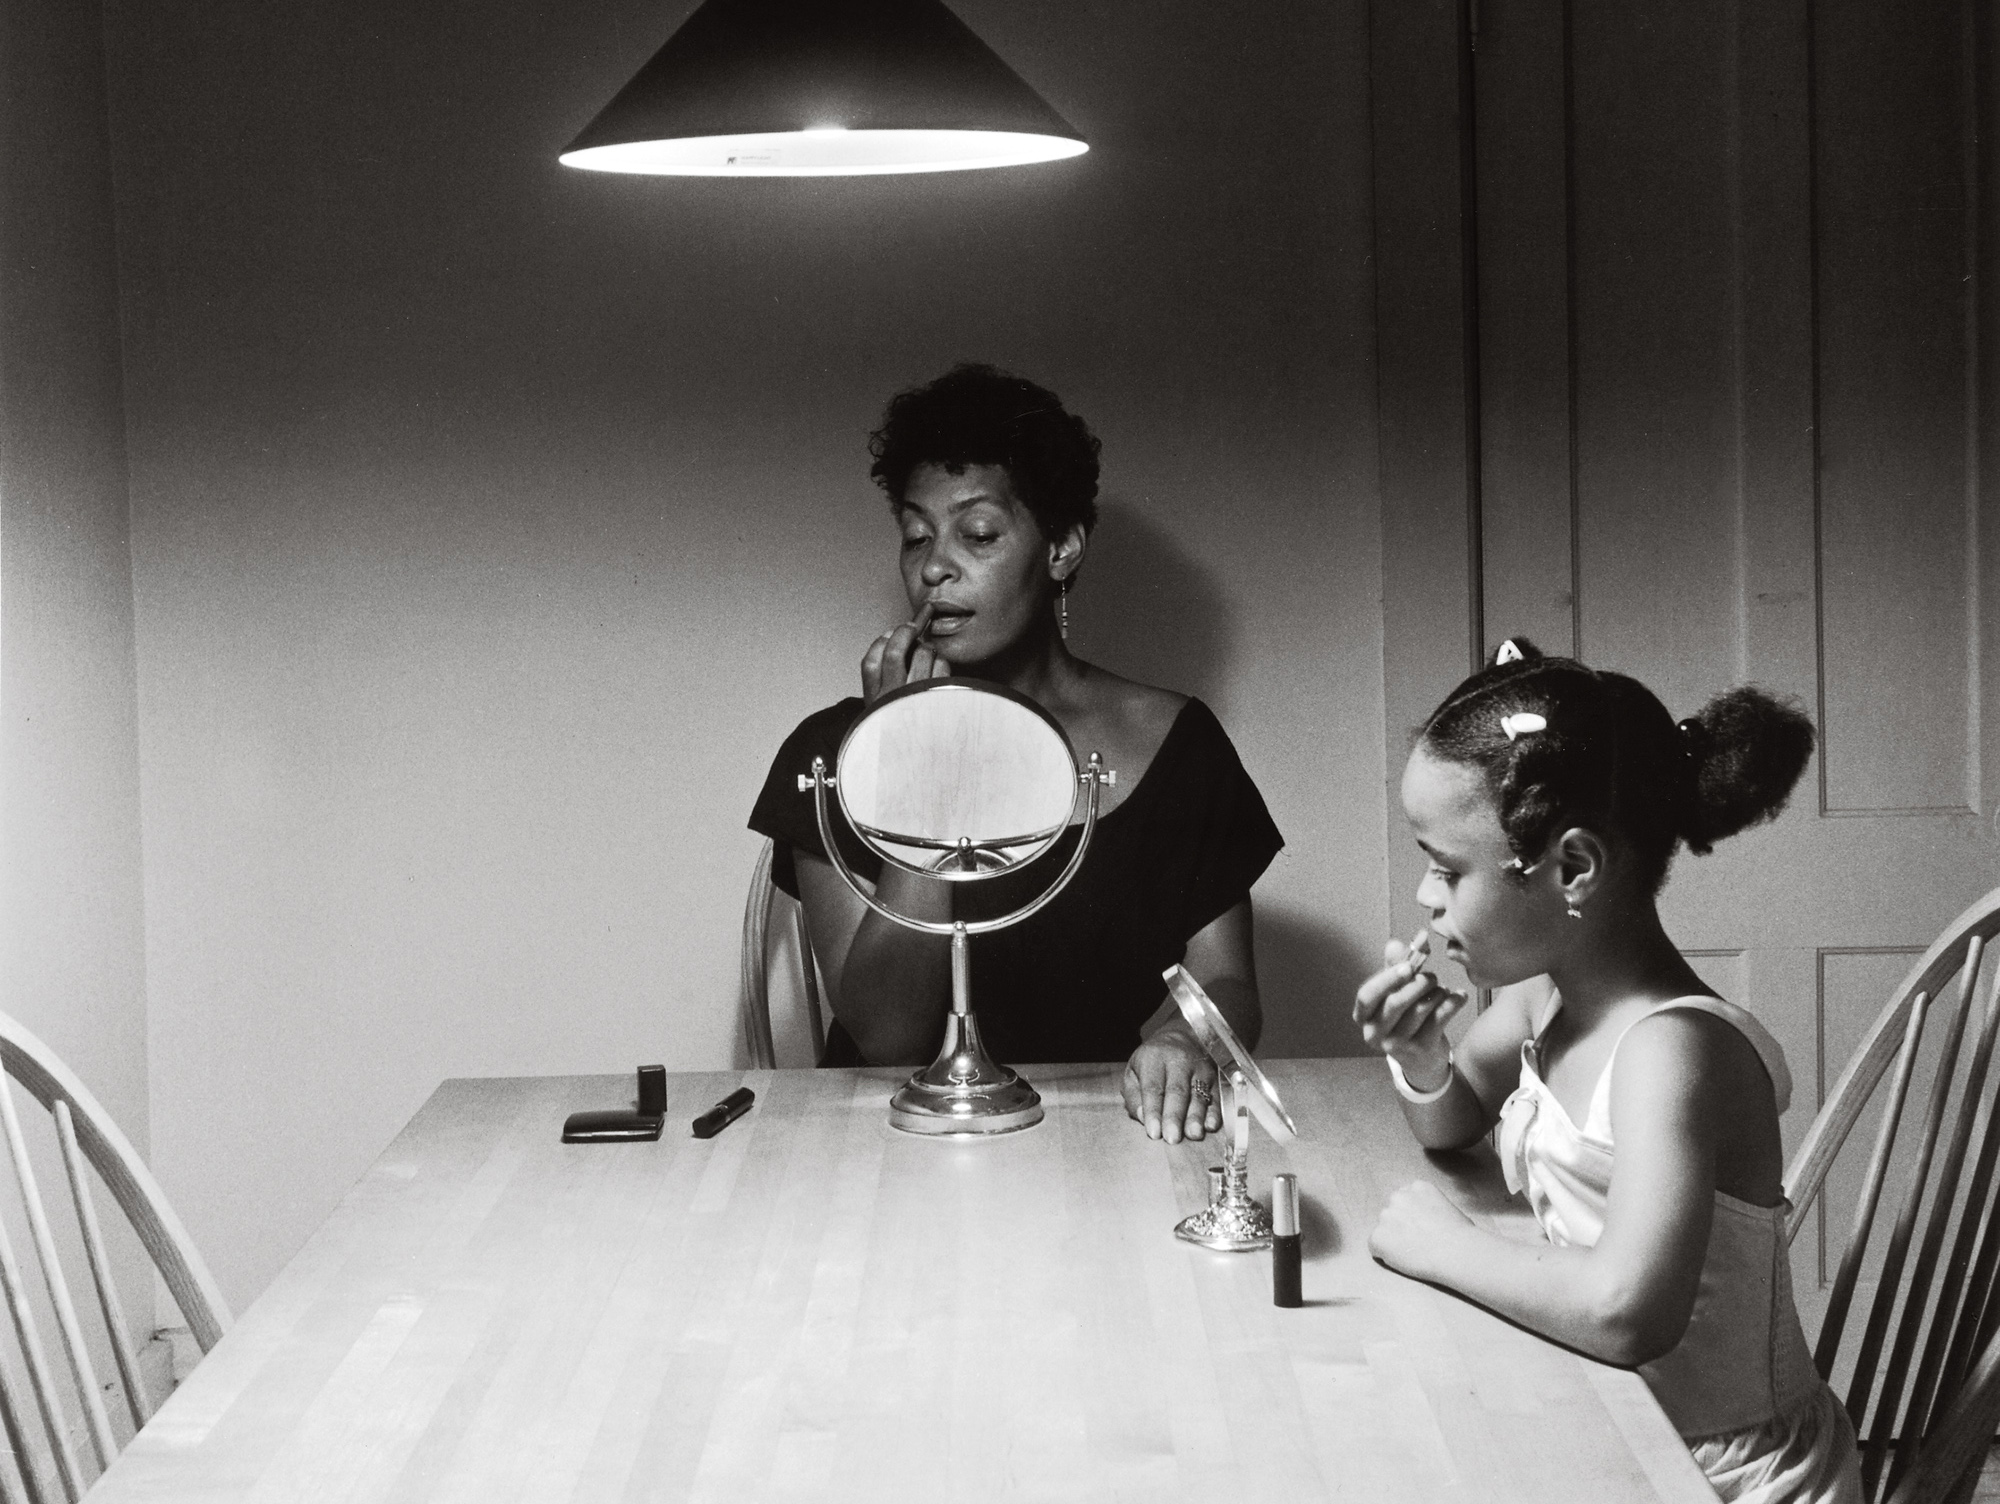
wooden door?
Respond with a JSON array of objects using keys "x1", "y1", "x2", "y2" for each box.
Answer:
[{"x1": 1373, "y1": 0, "x2": 2000, "y2": 1328}]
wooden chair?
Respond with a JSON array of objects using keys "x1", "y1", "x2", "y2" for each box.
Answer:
[
  {"x1": 740, "y1": 839, "x2": 828, "y2": 1069},
  {"x1": 0, "y1": 1008, "x2": 230, "y2": 1503},
  {"x1": 1785, "y1": 886, "x2": 2000, "y2": 1504}
]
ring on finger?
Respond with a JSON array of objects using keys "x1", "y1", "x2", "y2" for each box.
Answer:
[{"x1": 1189, "y1": 1078, "x2": 1214, "y2": 1104}]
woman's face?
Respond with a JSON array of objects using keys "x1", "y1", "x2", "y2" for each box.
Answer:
[
  {"x1": 896, "y1": 462, "x2": 1058, "y2": 665},
  {"x1": 1402, "y1": 744, "x2": 1564, "y2": 988}
]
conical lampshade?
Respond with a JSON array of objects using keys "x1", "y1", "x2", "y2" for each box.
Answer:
[{"x1": 561, "y1": 0, "x2": 1088, "y2": 176}]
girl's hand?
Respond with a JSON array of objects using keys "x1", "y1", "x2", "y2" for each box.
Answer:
[
  {"x1": 1122, "y1": 1025, "x2": 1224, "y2": 1143},
  {"x1": 1368, "y1": 1180, "x2": 1475, "y2": 1278},
  {"x1": 861, "y1": 602, "x2": 951, "y2": 704},
  {"x1": 1352, "y1": 932, "x2": 1466, "y2": 1083}
]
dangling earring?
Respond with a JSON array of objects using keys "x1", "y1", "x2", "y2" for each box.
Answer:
[
  {"x1": 1058, "y1": 578, "x2": 1070, "y2": 640},
  {"x1": 1566, "y1": 901, "x2": 1583, "y2": 920}
]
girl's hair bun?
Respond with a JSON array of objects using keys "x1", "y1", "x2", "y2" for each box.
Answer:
[
  {"x1": 1419, "y1": 637, "x2": 1818, "y2": 894},
  {"x1": 1678, "y1": 687, "x2": 1817, "y2": 854}
]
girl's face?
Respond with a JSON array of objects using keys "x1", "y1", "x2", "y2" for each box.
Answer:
[
  {"x1": 896, "y1": 462, "x2": 1062, "y2": 665},
  {"x1": 1402, "y1": 744, "x2": 1565, "y2": 988}
]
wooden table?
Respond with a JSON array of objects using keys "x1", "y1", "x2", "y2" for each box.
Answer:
[{"x1": 94, "y1": 1062, "x2": 1717, "y2": 1503}]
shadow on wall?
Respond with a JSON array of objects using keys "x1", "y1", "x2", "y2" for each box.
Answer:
[
  {"x1": 1255, "y1": 901, "x2": 1374, "y2": 1058},
  {"x1": 1084, "y1": 495, "x2": 1375, "y2": 1057},
  {"x1": 1077, "y1": 496, "x2": 1232, "y2": 706}
]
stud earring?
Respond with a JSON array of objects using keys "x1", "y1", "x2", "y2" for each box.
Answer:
[
  {"x1": 1566, "y1": 901, "x2": 1583, "y2": 920},
  {"x1": 1058, "y1": 578, "x2": 1070, "y2": 640}
]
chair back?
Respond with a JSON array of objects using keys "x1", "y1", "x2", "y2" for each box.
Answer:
[
  {"x1": 1784, "y1": 886, "x2": 2000, "y2": 1503},
  {"x1": 741, "y1": 840, "x2": 828, "y2": 1069},
  {"x1": 0, "y1": 1008, "x2": 230, "y2": 1502}
]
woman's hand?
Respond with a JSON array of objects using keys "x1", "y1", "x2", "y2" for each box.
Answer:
[
  {"x1": 1368, "y1": 1180, "x2": 1475, "y2": 1279},
  {"x1": 1122, "y1": 1024, "x2": 1223, "y2": 1143},
  {"x1": 1352, "y1": 932, "x2": 1465, "y2": 1087},
  {"x1": 861, "y1": 602, "x2": 952, "y2": 704}
]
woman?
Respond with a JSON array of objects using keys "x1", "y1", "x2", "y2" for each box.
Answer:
[{"x1": 748, "y1": 366, "x2": 1282, "y2": 1142}]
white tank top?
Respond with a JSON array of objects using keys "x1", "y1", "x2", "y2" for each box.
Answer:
[{"x1": 1495, "y1": 993, "x2": 1823, "y2": 1438}]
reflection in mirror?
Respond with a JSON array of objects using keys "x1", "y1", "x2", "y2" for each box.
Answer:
[
  {"x1": 837, "y1": 681, "x2": 1078, "y2": 875},
  {"x1": 1166, "y1": 966, "x2": 1298, "y2": 1145}
]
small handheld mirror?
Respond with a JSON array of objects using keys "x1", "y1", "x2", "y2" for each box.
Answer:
[
  {"x1": 1164, "y1": 965, "x2": 1297, "y2": 1250},
  {"x1": 800, "y1": 680, "x2": 1114, "y2": 1135}
]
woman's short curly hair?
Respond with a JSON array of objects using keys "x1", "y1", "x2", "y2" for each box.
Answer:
[
  {"x1": 868, "y1": 365, "x2": 1101, "y2": 543},
  {"x1": 1420, "y1": 637, "x2": 1817, "y2": 894}
]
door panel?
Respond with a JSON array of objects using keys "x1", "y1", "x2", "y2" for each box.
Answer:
[
  {"x1": 1816, "y1": 0, "x2": 1981, "y2": 815},
  {"x1": 1469, "y1": 0, "x2": 1575, "y2": 655},
  {"x1": 1389, "y1": 0, "x2": 2000, "y2": 1329}
]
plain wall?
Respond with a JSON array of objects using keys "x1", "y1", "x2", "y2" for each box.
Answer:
[
  {"x1": 2, "y1": 0, "x2": 153, "y2": 1351},
  {"x1": 2, "y1": 0, "x2": 150, "y2": 1239},
  {"x1": 100, "y1": 0, "x2": 1388, "y2": 1311}
]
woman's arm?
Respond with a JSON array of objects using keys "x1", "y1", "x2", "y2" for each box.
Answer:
[
  {"x1": 794, "y1": 852, "x2": 954, "y2": 1064},
  {"x1": 788, "y1": 606, "x2": 961, "y2": 1064},
  {"x1": 1368, "y1": 1010, "x2": 1724, "y2": 1366},
  {"x1": 1122, "y1": 898, "x2": 1258, "y2": 1143}
]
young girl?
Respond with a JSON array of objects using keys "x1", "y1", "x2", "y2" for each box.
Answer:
[{"x1": 1355, "y1": 638, "x2": 1860, "y2": 1504}]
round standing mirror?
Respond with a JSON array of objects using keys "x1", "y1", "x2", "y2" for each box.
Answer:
[
  {"x1": 798, "y1": 679, "x2": 1116, "y2": 1135},
  {"x1": 835, "y1": 681, "x2": 1079, "y2": 876}
]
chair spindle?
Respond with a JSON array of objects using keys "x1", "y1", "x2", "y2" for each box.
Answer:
[
  {"x1": 1884, "y1": 1333, "x2": 2000, "y2": 1504},
  {"x1": 0, "y1": 1079, "x2": 115, "y2": 1474},
  {"x1": 0, "y1": 1348, "x2": 48, "y2": 1504},
  {"x1": 791, "y1": 903, "x2": 826, "y2": 1062},
  {"x1": 1848, "y1": 935, "x2": 1983, "y2": 1470},
  {"x1": 741, "y1": 841, "x2": 778, "y2": 1069},
  {"x1": 1817, "y1": 988, "x2": 1934, "y2": 1375},
  {"x1": 53, "y1": 1102, "x2": 150, "y2": 1431},
  {"x1": 1938, "y1": 1193, "x2": 2000, "y2": 1435},
  {"x1": 0, "y1": 1198, "x2": 83, "y2": 1501}
]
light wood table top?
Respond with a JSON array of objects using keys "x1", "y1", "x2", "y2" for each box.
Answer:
[{"x1": 96, "y1": 1062, "x2": 1716, "y2": 1503}]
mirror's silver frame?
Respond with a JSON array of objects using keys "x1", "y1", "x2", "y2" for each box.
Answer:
[
  {"x1": 800, "y1": 751, "x2": 1108, "y2": 936},
  {"x1": 827, "y1": 678, "x2": 1087, "y2": 881}
]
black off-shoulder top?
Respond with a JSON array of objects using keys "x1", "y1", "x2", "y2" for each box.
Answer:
[{"x1": 746, "y1": 696, "x2": 1283, "y2": 1066}]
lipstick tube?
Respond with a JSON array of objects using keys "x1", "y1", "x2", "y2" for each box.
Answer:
[
  {"x1": 692, "y1": 1087, "x2": 755, "y2": 1139},
  {"x1": 1272, "y1": 1174, "x2": 1302, "y2": 1307}
]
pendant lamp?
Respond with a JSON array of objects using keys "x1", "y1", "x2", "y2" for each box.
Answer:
[{"x1": 560, "y1": 0, "x2": 1087, "y2": 176}]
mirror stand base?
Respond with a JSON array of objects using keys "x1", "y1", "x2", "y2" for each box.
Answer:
[
  {"x1": 1175, "y1": 1154, "x2": 1274, "y2": 1251},
  {"x1": 887, "y1": 989, "x2": 1044, "y2": 1136},
  {"x1": 888, "y1": 1071, "x2": 1044, "y2": 1136}
]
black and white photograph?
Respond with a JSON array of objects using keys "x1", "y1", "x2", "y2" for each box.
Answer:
[{"x1": 1, "y1": 0, "x2": 1996, "y2": 1499}]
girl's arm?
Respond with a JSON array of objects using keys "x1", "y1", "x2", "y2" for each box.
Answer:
[
  {"x1": 1369, "y1": 1009, "x2": 1727, "y2": 1367},
  {"x1": 794, "y1": 851, "x2": 954, "y2": 1064},
  {"x1": 1354, "y1": 947, "x2": 1539, "y2": 1149}
]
